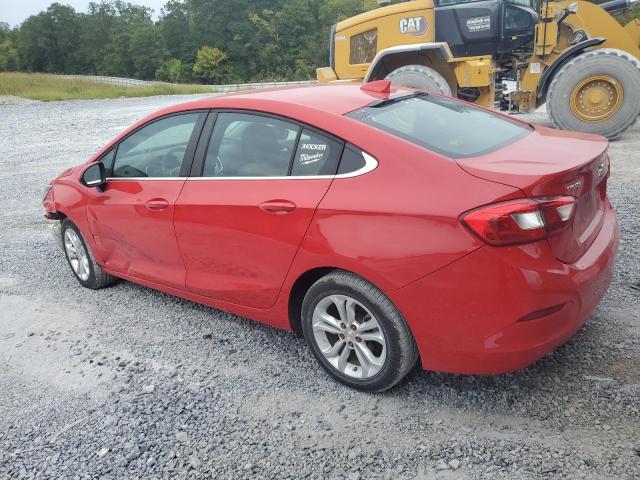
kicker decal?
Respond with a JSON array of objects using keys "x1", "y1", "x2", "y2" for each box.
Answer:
[{"x1": 301, "y1": 144, "x2": 327, "y2": 151}]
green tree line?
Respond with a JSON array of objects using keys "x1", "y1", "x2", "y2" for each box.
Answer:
[{"x1": 0, "y1": 0, "x2": 376, "y2": 83}]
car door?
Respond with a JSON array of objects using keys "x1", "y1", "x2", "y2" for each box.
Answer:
[
  {"x1": 174, "y1": 111, "x2": 344, "y2": 309},
  {"x1": 86, "y1": 111, "x2": 206, "y2": 288}
]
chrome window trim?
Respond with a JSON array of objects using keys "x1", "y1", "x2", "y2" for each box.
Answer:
[
  {"x1": 187, "y1": 151, "x2": 378, "y2": 181},
  {"x1": 106, "y1": 177, "x2": 189, "y2": 181}
]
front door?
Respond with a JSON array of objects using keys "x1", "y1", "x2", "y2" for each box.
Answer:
[
  {"x1": 174, "y1": 111, "x2": 343, "y2": 309},
  {"x1": 86, "y1": 112, "x2": 205, "y2": 288}
]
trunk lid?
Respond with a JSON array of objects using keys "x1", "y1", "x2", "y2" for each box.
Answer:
[{"x1": 457, "y1": 125, "x2": 610, "y2": 263}]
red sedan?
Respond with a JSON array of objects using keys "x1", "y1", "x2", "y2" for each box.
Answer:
[{"x1": 43, "y1": 82, "x2": 619, "y2": 391}]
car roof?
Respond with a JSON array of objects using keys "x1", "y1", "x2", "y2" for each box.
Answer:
[{"x1": 162, "y1": 83, "x2": 408, "y2": 117}]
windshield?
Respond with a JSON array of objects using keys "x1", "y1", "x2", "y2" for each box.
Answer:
[{"x1": 347, "y1": 94, "x2": 532, "y2": 159}]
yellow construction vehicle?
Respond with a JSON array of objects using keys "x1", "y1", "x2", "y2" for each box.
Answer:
[{"x1": 317, "y1": 0, "x2": 640, "y2": 139}]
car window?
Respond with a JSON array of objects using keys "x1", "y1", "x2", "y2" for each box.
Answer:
[
  {"x1": 110, "y1": 113, "x2": 200, "y2": 178},
  {"x1": 338, "y1": 145, "x2": 367, "y2": 175},
  {"x1": 290, "y1": 129, "x2": 342, "y2": 176},
  {"x1": 100, "y1": 148, "x2": 116, "y2": 173},
  {"x1": 347, "y1": 94, "x2": 531, "y2": 159},
  {"x1": 203, "y1": 113, "x2": 299, "y2": 177}
]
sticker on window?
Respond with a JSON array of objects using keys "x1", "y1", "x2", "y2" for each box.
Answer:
[
  {"x1": 466, "y1": 16, "x2": 491, "y2": 33},
  {"x1": 300, "y1": 153, "x2": 324, "y2": 165},
  {"x1": 301, "y1": 144, "x2": 327, "y2": 151}
]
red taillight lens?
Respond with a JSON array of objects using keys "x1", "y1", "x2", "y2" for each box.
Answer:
[{"x1": 461, "y1": 196, "x2": 576, "y2": 246}]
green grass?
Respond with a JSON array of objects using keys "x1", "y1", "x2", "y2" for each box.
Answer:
[{"x1": 0, "y1": 72, "x2": 213, "y2": 101}]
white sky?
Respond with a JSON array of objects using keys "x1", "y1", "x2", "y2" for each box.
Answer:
[{"x1": 0, "y1": 0, "x2": 168, "y2": 27}]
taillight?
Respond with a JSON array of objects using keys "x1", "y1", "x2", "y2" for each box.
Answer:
[{"x1": 461, "y1": 196, "x2": 576, "y2": 246}]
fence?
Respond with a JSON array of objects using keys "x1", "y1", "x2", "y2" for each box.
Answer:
[{"x1": 50, "y1": 74, "x2": 317, "y2": 92}]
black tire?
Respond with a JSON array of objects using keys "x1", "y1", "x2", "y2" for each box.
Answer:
[
  {"x1": 385, "y1": 64, "x2": 452, "y2": 96},
  {"x1": 301, "y1": 271, "x2": 418, "y2": 392},
  {"x1": 547, "y1": 48, "x2": 640, "y2": 140},
  {"x1": 61, "y1": 219, "x2": 118, "y2": 289}
]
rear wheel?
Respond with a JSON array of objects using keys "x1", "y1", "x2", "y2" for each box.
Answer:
[
  {"x1": 301, "y1": 271, "x2": 418, "y2": 392},
  {"x1": 385, "y1": 64, "x2": 452, "y2": 96},
  {"x1": 547, "y1": 48, "x2": 640, "y2": 139},
  {"x1": 61, "y1": 219, "x2": 118, "y2": 289}
]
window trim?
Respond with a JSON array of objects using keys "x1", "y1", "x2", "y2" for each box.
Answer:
[
  {"x1": 185, "y1": 152, "x2": 377, "y2": 181},
  {"x1": 100, "y1": 110, "x2": 208, "y2": 181},
  {"x1": 189, "y1": 108, "x2": 377, "y2": 180}
]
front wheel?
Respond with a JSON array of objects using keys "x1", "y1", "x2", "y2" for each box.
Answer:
[
  {"x1": 302, "y1": 271, "x2": 418, "y2": 392},
  {"x1": 61, "y1": 219, "x2": 118, "y2": 289}
]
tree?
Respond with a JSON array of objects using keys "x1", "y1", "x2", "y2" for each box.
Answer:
[
  {"x1": 156, "y1": 58, "x2": 187, "y2": 82},
  {"x1": 0, "y1": 40, "x2": 18, "y2": 71},
  {"x1": 616, "y1": 4, "x2": 640, "y2": 24},
  {"x1": 17, "y1": 3, "x2": 81, "y2": 73},
  {"x1": 8, "y1": 0, "x2": 382, "y2": 82},
  {"x1": 0, "y1": 22, "x2": 10, "y2": 42},
  {"x1": 129, "y1": 24, "x2": 166, "y2": 79},
  {"x1": 192, "y1": 46, "x2": 232, "y2": 84}
]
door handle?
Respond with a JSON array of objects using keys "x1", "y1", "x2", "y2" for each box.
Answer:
[
  {"x1": 259, "y1": 200, "x2": 297, "y2": 215},
  {"x1": 145, "y1": 199, "x2": 169, "y2": 211}
]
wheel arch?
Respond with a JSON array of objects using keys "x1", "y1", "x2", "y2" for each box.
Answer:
[
  {"x1": 286, "y1": 266, "x2": 420, "y2": 355},
  {"x1": 364, "y1": 43, "x2": 458, "y2": 93},
  {"x1": 288, "y1": 267, "x2": 339, "y2": 336},
  {"x1": 536, "y1": 37, "x2": 606, "y2": 103}
]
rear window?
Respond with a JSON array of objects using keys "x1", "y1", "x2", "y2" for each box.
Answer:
[{"x1": 347, "y1": 94, "x2": 531, "y2": 159}]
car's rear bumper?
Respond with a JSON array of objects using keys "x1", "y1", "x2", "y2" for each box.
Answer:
[{"x1": 387, "y1": 201, "x2": 619, "y2": 374}]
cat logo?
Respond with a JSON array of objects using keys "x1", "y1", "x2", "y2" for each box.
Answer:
[{"x1": 399, "y1": 16, "x2": 427, "y2": 36}]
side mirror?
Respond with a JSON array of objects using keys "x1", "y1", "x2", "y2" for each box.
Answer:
[{"x1": 81, "y1": 162, "x2": 106, "y2": 190}]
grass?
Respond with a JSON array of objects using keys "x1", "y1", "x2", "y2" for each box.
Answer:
[{"x1": 0, "y1": 72, "x2": 214, "y2": 101}]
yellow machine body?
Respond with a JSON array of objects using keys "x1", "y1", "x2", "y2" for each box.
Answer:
[{"x1": 318, "y1": 0, "x2": 640, "y2": 114}]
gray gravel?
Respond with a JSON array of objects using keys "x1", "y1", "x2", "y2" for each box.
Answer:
[{"x1": 0, "y1": 95, "x2": 639, "y2": 479}]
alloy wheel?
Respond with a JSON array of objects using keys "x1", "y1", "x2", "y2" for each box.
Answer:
[
  {"x1": 64, "y1": 229, "x2": 91, "y2": 281},
  {"x1": 311, "y1": 294, "x2": 387, "y2": 379}
]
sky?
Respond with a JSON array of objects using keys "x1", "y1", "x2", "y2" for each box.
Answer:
[{"x1": 0, "y1": 0, "x2": 168, "y2": 27}]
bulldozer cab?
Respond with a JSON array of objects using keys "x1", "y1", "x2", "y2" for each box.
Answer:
[{"x1": 435, "y1": 0, "x2": 538, "y2": 58}]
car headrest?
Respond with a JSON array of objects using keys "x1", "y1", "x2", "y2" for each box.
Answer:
[{"x1": 242, "y1": 123, "x2": 283, "y2": 161}]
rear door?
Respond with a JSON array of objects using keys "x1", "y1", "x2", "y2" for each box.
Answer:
[
  {"x1": 174, "y1": 111, "x2": 344, "y2": 309},
  {"x1": 87, "y1": 111, "x2": 205, "y2": 288}
]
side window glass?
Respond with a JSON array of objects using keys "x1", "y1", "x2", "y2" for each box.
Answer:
[
  {"x1": 111, "y1": 113, "x2": 200, "y2": 178},
  {"x1": 204, "y1": 113, "x2": 298, "y2": 177},
  {"x1": 338, "y1": 145, "x2": 367, "y2": 175},
  {"x1": 291, "y1": 129, "x2": 342, "y2": 177},
  {"x1": 101, "y1": 148, "x2": 116, "y2": 177}
]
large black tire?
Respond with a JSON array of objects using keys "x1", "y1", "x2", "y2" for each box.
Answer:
[
  {"x1": 61, "y1": 219, "x2": 118, "y2": 290},
  {"x1": 385, "y1": 64, "x2": 452, "y2": 96},
  {"x1": 547, "y1": 48, "x2": 640, "y2": 140},
  {"x1": 301, "y1": 271, "x2": 418, "y2": 392}
]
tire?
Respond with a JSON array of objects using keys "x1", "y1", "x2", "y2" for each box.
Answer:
[
  {"x1": 301, "y1": 271, "x2": 418, "y2": 392},
  {"x1": 385, "y1": 64, "x2": 452, "y2": 96},
  {"x1": 61, "y1": 219, "x2": 118, "y2": 289},
  {"x1": 547, "y1": 48, "x2": 640, "y2": 140}
]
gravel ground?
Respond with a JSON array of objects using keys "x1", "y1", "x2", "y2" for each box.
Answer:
[{"x1": 0, "y1": 95, "x2": 638, "y2": 480}]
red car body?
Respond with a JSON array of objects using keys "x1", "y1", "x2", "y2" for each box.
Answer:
[{"x1": 44, "y1": 83, "x2": 619, "y2": 374}]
